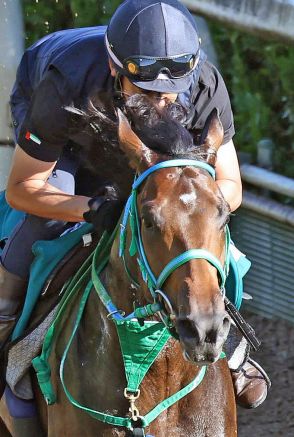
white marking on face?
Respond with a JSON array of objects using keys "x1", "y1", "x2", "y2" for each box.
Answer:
[{"x1": 179, "y1": 192, "x2": 197, "y2": 207}]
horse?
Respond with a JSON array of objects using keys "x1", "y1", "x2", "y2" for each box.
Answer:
[{"x1": 0, "y1": 95, "x2": 237, "y2": 436}]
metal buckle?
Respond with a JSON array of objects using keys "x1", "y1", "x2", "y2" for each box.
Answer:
[
  {"x1": 154, "y1": 289, "x2": 176, "y2": 326},
  {"x1": 106, "y1": 309, "x2": 126, "y2": 320},
  {"x1": 154, "y1": 289, "x2": 174, "y2": 315},
  {"x1": 82, "y1": 233, "x2": 92, "y2": 247},
  {"x1": 124, "y1": 389, "x2": 141, "y2": 421}
]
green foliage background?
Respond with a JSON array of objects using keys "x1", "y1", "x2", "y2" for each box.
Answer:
[
  {"x1": 209, "y1": 23, "x2": 294, "y2": 177},
  {"x1": 23, "y1": 0, "x2": 121, "y2": 46},
  {"x1": 22, "y1": 1, "x2": 294, "y2": 177}
]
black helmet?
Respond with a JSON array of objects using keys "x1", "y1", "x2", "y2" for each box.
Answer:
[{"x1": 106, "y1": 0, "x2": 202, "y2": 93}]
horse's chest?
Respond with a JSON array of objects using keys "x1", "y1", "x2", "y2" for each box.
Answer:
[{"x1": 136, "y1": 340, "x2": 186, "y2": 413}]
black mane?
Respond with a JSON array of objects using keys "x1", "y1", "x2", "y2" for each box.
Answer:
[
  {"x1": 66, "y1": 92, "x2": 207, "y2": 198},
  {"x1": 124, "y1": 94, "x2": 206, "y2": 160}
]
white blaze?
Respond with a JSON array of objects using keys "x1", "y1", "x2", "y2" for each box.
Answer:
[{"x1": 179, "y1": 192, "x2": 197, "y2": 207}]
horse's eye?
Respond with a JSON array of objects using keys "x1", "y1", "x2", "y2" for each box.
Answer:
[
  {"x1": 141, "y1": 203, "x2": 163, "y2": 230},
  {"x1": 142, "y1": 216, "x2": 154, "y2": 230}
]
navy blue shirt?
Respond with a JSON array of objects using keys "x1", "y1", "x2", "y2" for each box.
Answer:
[{"x1": 10, "y1": 26, "x2": 234, "y2": 162}]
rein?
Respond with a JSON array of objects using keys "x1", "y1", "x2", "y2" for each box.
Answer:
[{"x1": 33, "y1": 159, "x2": 228, "y2": 436}]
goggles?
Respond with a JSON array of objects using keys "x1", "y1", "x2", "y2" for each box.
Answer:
[{"x1": 122, "y1": 53, "x2": 199, "y2": 81}]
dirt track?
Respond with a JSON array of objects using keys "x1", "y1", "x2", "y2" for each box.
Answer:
[{"x1": 237, "y1": 312, "x2": 294, "y2": 437}]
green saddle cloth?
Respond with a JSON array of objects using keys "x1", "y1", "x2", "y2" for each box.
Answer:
[
  {"x1": 11, "y1": 222, "x2": 93, "y2": 340},
  {"x1": 0, "y1": 190, "x2": 93, "y2": 340}
]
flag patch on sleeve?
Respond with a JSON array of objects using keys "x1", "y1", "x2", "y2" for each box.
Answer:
[{"x1": 25, "y1": 131, "x2": 41, "y2": 145}]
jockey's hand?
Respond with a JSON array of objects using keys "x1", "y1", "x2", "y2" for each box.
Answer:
[{"x1": 83, "y1": 186, "x2": 124, "y2": 233}]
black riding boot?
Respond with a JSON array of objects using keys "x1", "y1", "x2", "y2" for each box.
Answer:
[
  {"x1": 0, "y1": 264, "x2": 27, "y2": 351},
  {"x1": 0, "y1": 264, "x2": 27, "y2": 397}
]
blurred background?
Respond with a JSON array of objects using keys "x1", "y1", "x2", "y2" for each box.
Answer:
[{"x1": 0, "y1": 1, "x2": 293, "y2": 435}]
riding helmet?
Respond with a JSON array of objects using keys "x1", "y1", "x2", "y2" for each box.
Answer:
[{"x1": 106, "y1": 0, "x2": 201, "y2": 93}]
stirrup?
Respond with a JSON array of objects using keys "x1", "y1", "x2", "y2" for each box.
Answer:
[
  {"x1": 232, "y1": 357, "x2": 271, "y2": 409},
  {"x1": 247, "y1": 357, "x2": 271, "y2": 388}
]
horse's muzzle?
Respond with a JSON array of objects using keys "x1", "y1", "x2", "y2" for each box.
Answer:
[{"x1": 176, "y1": 313, "x2": 231, "y2": 365}]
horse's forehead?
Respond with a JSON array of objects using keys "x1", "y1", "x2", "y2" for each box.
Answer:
[
  {"x1": 139, "y1": 167, "x2": 219, "y2": 218},
  {"x1": 146, "y1": 166, "x2": 215, "y2": 198}
]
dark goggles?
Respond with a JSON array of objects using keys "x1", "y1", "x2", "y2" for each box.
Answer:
[{"x1": 123, "y1": 53, "x2": 198, "y2": 80}]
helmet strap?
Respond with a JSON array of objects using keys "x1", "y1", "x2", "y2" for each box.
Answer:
[
  {"x1": 113, "y1": 72, "x2": 125, "y2": 108},
  {"x1": 114, "y1": 72, "x2": 123, "y2": 92}
]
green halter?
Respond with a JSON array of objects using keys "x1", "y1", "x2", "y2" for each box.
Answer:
[{"x1": 119, "y1": 159, "x2": 231, "y2": 328}]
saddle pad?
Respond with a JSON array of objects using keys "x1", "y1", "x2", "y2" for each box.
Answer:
[
  {"x1": 225, "y1": 323, "x2": 250, "y2": 371},
  {"x1": 7, "y1": 305, "x2": 59, "y2": 399}
]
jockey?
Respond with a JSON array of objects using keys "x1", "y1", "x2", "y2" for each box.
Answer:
[{"x1": 0, "y1": 0, "x2": 270, "y2": 435}]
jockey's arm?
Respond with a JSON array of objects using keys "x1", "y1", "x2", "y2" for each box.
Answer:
[
  {"x1": 6, "y1": 145, "x2": 90, "y2": 222},
  {"x1": 215, "y1": 139, "x2": 242, "y2": 212}
]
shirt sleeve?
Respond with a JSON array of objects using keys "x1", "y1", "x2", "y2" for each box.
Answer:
[
  {"x1": 17, "y1": 69, "x2": 71, "y2": 162},
  {"x1": 211, "y1": 65, "x2": 235, "y2": 144},
  {"x1": 189, "y1": 62, "x2": 235, "y2": 145}
]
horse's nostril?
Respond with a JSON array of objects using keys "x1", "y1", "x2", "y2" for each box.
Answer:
[
  {"x1": 177, "y1": 319, "x2": 199, "y2": 340},
  {"x1": 204, "y1": 315, "x2": 230, "y2": 343},
  {"x1": 205, "y1": 330, "x2": 217, "y2": 344}
]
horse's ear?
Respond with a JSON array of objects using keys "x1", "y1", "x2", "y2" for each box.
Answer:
[
  {"x1": 117, "y1": 108, "x2": 158, "y2": 170},
  {"x1": 199, "y1": 109, "x2": 224, "y2": 166}
]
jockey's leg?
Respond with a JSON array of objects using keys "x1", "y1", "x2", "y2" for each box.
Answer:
[
  {"x1": 0, "y1": 152, "x2": 78, "y2": 434},
  {"x1": 0, "y1": 152, "x2": 78, "y2": 349},
  {"x1": 225, "y1": 324, "x2": 271, "y2": 409},
  {"x1": 0, "y1": 265, "x2": 27, "y2": 349},
  {"x1": 0, "y1": 217, "x2": 68, "y2": 434},
  {"x1": 5, "y1": 385, "x2": 45, "y2": 437}
]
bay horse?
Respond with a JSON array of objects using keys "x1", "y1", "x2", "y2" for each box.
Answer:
[{"x1": 0, "y1": 95, "x2": 236, "y2": 436}]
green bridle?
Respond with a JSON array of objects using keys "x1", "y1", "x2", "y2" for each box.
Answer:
[{"x1": 119, "y1": 159, "x2": 231, "y2": 329}]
